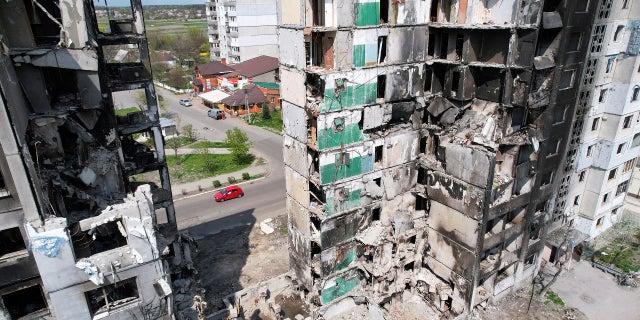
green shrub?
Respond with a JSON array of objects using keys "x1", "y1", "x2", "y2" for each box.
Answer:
[
  {"x1": 213, "y1": 180, "x2": 221, "y2": 187},
  {"x1": 227, "y1": 176, "x2": 236, "y2": 184},
  {"x1": 242, "y1": 172, "x2": 251, "y2": 180}
]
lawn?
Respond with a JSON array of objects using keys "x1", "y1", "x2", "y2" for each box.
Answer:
[
  {"x1": 250, "y1": 110, "x2": 283, "y2": 133},
  {"x1": 187, "y1": 141, "x2": 229, "y2": 149},
  {"x1": 165, "y1": 136, "x2": 195, "y2": 148},
  {"x1": 115, "y1": 107, "x2": 142, "y2": 116},
  {"x1": 96, "y1": 18, "x2": 206, "y2": 35},
  {"x1": 166, "y1": 153, "x2": 253, "y2": 184},
  {"x1": 592, "y1": 222, "x2": 640, "y2": 272}
]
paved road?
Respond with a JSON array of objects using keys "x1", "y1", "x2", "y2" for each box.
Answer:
[
  {"x1": 157, "y1": 88, "x2": 286, "y2": 236},
  {"x1": 551, "y1": 260, "x2": 640, "y2": 320}
]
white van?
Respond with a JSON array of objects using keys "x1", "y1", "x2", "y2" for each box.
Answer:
[{"x1": 208, "y1": 108, "x2": 224, "y2": 119}]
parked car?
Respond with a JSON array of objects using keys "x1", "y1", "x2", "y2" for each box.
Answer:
[
  {"x1": 179, "y1": 99, "x2": 192, "y2": 107},
  {"x1": 215, "y1": 185, "x2": 244, "y2": 202},
  {"x1": 208, "y1": 108, "x2": 224, "y2": 119}
]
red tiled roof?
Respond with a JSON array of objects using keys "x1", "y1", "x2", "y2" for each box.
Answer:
[
  {"x1": 227, "y1": 55, "x2": 279, "y2": 78},
  {"x1": 221, "y1": 84, "x2": 268, "y2": 107},
  {"x1": 196, "y1": 61, "x2": 235, "y2": 76}
]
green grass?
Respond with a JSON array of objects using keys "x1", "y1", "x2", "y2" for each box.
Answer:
[
  {"x1": 165, "y1": 136, "x2": 195, "y2": 148},
  {"x1": 593, "y1": 225, "x2": 640, "y2": 272},
  {"x1": 115, "y1": 107, "x2": 142, "y2": 116},
  {"x1": 250, "y1": 110, "x2": 283, "y2": 132},
  {"x1": 96, "y1": 18, "x2": 206, "y2": 34},
  {"x1": 187, "y1": 141, "x2": 229, "y2": 149},
  {"x1": 543, "y1": 290, "x2": 565, "y2": 307},
  {"x1": 166, "y1": 153, "x2": 253, "y2": 184}
]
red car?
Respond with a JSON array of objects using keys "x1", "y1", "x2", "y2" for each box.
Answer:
[{"x1": 215, "y1": 185, "x2": 244, "y2": 202}]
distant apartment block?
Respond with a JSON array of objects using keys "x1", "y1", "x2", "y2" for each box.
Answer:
[
  {"x1": 558, "y1": 0, "x2": 640, "y2": 239},
  {"x1": 206, "y1": 0, "x2": 278, "y2": 63}
]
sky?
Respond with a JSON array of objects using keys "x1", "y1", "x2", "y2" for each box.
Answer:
[{"x1": 94, "y1": 0, "x2": 204, "y2": 6}]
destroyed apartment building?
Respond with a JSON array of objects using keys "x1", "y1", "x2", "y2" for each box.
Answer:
[
  {"x1": 0, "y1": 1, "x2": 192, "y2": 319},
  {"x1": 280, "y1": 0, "x2": 596, "y2": 317}
]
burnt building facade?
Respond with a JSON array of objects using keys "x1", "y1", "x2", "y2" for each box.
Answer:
[
  {"x1": 0, "y1": 1, "x2": 184, "y2": 318},
  {"x1": 279, "y1": 0, "x2": 596, "y2": 316}
]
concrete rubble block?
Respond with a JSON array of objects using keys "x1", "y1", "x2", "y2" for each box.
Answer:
[{"x1": 443, "y1": 142, "x2": 493, "y2": 188}]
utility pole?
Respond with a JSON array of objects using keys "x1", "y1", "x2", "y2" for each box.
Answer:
[{"x1": 244, "y1": 87, "x2": 250, "y2": 123}]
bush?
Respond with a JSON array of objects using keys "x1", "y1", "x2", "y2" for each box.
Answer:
[
  {"x1": 213, "y1": 180, "x2": 222, "y2": 187},
  {"x1": 261, "y1": 103, "x2": 271, "y2": 120},
  {"x1": 227, "y1": 176, "x2": 236, "y2": 184},
  {"x1": 242, "y1": 172, "x2": 251, "y2": 180}
]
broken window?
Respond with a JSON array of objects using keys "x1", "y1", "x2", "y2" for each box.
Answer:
[
  {"x1": 616, "y1": 180, "x2": 629, "y2": 196},
  {"x1": 596, "y1": 217, "x2": 604, "y2": 227},
  {"x1": 547, "y1": 139, "x2": 561, "y2": 157},
  {"x1": 575, "y1": 0, "x2": 590, "y2": 12},
  {"x1": 309, "y1": 32, "x2": 335, "y2": 69},
  {"x1": 614, "y1": 25, "x2": 624, "y2": 42},
  {"x1": 23, "y1": 1, "x2": 62, "y2": 45},
  {"x1": 85, "y1": 277, "x2": 139, "y2": 316},
  {"x1": 559, "y1": 69, "x2": 575, "y2": 89},
  {"x1": 103, "y1": 44, "x2": 142, "y2": 64},
  {"x1": 599, "y1": 89, "x2": 608, "y2": 103},
  {"x1": 372, "y1": 207, "x2": 381, "y2": 221},
  {"x1": 416, "y1": 195, "x2": 429, "y2": 211},
  {"x1": 632, "y1": 87, "x2": 640, "y2": 102},
  {"x1": 624, "y1": 115, "x2": 633, "y2": 128},
  {"x1": 311, "y1": 0, "x2": 326, "y2": 26},
  {"x1": 602, "y1": 193, "x2": 609, "y2": 203},
  {"x1": 424, "y1": 67, "x2": 433, "y2": 94},
  {"x1": 633, "y1": 133, "x2": 640, "y2": 148},
  {"x1": 624, "y1": 159, "x2": 636, "y2": 172},
  {"x1": 552, "y1": 106, "x2": 565, "y2": 124},
  {"x1": 605, "y1": 56, "x2": 616, "y2": 73},
  {"x1": 2, "y1": 285, "x2": 48, "y2": 319},
  {"x1": 0, "y1": 170, "x2": 6, "y2": 196},
  {"x1": 566, "y1": 32, "x2": 582, "y2": 52},
  {"x1": 617, "y1": 142, "x2": 626, "y2": 154},
  {"x1": 586, "y1": 144, "x2": 594, "y2": 157},
  {"x1": 608, "y1": 168, "x2": 617, "y2": 180},
  {"x1": 71, "y1": 220, "x2": 128, "y2": 259},
  {"x1": 0, "y1": 227, "x2": 26, "y2": 257},
  {"x1": 451, "y1": 71, "x2": 460, "y2": 96},
  {"x1": 380, "y1": 0, "x2": 389, "y2": 24},
  {"x1": 375, "y1": 145, "x2": 383, "y2": 164},
  {"x1": 455, "y1": 34, "x2": 464, "y2": 61},
  {"x1": 377, "y1": 36, "x2": 387, "y2": 64},
  {"x1": 468, "y1": 30, "x2": 509, "y2": 64},
  {"x1": 541, "y1": 171, "x2": 553, "y2": 186},
  {"x1": 574, "y1": 195, "x2": 580, "y2": 206},
  {"x1": 623, "y1": 0, "x2": 630, "y2": 9},
  {"x1": 427, "y1": 32, "x2": 436, "y2": 57},
  {"x1": 591, "y1": 117, "x2": 600, "y2": 131},
  {"x1": 377, "y1": 75, "x2": 386, "y2": 99},
  {"x1": 579, "y1": 170, "x2": 586, "y2": 182},
  {"x1": 429, "y1": 0, "x2": 439, "y2": 22},
  {"x1": 473, "y1": 67, "x2": 504, "y2": 102}
]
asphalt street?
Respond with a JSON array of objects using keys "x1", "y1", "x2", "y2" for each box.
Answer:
[{"x1": 156, "y1": 88, "x2": 286, "y2": 236}]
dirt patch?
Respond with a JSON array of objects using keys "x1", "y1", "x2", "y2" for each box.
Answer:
[
  {"x1": 193, "y1": 214, "x2": 290, "y2": 311},
  {"x1": 474, "y1": 287, "x2": 588, "y2": 320}
]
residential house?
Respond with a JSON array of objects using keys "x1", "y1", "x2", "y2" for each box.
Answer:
[
  {"x1": 193, "y1": 60, "x2": 234, "y2": 93},
  {"x1": 220, "y1": 84, "x2": 268, "y2": 116}
]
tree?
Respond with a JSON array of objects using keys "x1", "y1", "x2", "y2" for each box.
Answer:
[
  {"x1": 166, "y1": 137, "x2": 182, "y2": 164},
  {"x1": 261, "y1": 102, "x2": 271, "y2": 120},
  {"x1": 166, "y1": 67, "x2": 188, "y2": 89},
  {"x1": 182, "y1": 124, "x2": 199, "y2": 143},
  {"x1": 224, "y1": 128, "x2": 253, "y2": 164}
]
